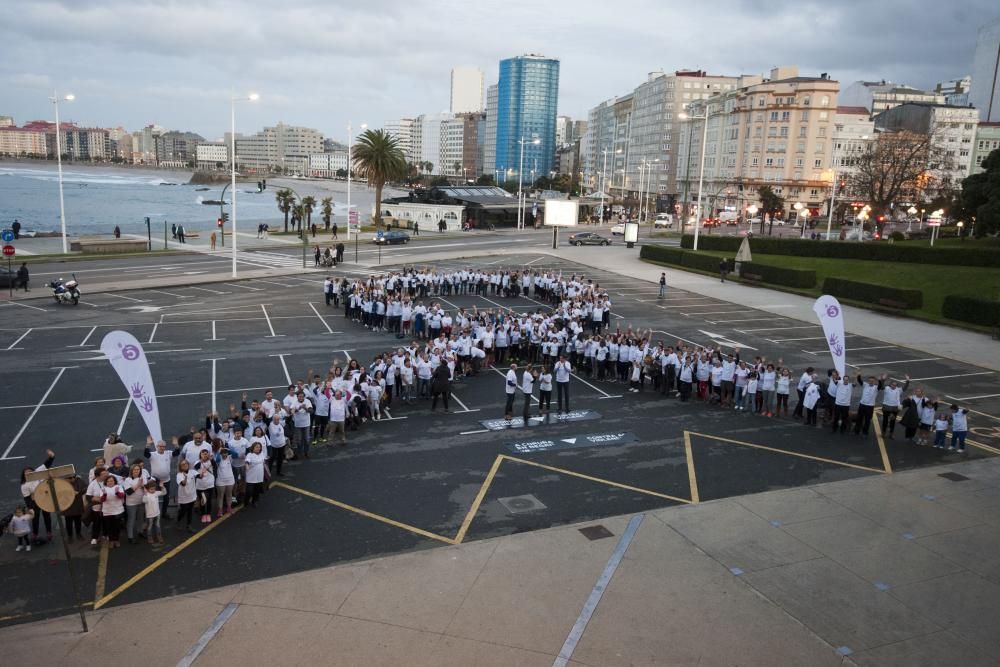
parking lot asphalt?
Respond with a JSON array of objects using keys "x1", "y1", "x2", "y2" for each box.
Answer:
[{"x1": 1, "y1": 252, "x2": 997, "y2": 626}]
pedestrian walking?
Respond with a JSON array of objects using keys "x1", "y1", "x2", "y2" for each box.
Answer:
[
  {"x1": 11, "y1": 219, "x2": 21, "y2": 239},
  {"x1": 177, "y1": 224, "x2": 186, "y2": 244},
  {"x1": 430, "y1": 361, "x2": 451, "y2": 412},
  {"x1": 16, "y1": 262, "x2": 29, "y2": 291},
  {"x1": 171, "y1": 223, "x2": 177, "y2": 240},
  {"x1": 719, "y1": 258, "x2": 729, "y2": 283},
  {"x1": 210, "y1": 231, "x2": 217, "y2": 250},
  {"x1": 658, "y1": 273, "x2": 666, "y2": 297},
  {"x1": 413, "y1": 222, "x2": 420, "y2": 236},
  {"x1": 113, "y1": 225, "x2": 121, "y2": 239}
]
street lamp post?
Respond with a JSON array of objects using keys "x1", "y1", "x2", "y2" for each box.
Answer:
[
  {"x1": 600, "y1": 148, "x2": 610, "y2": 223},
  {"x1": 347, "y1": 122, "x2": 367, "y2": 262},
  {"x1": 907, "y1": 206, "x2": 917, "y2": 233},
  {"x1": 679, "y1": 111, "x2": 711, "y2": 251},
  {"x1": 50, "y1": 91, "x2": 75, "y2": 254},
  {"x1": 794, "y1": 202, "x2": 805, "y2": 238},
  {"x1": 230, "y1": 90, "x2": 259, "y2": 278},
  {"x1": 801, "y1": 209, "x2": 810, "y2": 236},
  {"x1": 517, "y1": 135, "x2": 540, "y2": 230}
]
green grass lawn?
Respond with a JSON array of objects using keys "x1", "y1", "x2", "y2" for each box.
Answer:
[{"x1": 683, "y1": 249, "x2": 1000, "y2": 326}]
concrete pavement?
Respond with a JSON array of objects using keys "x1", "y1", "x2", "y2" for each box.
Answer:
[{"x1": 5, "y1": 455, "x2": 999, "y2": 666}]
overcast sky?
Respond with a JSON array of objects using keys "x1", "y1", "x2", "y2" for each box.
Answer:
[{"x1": 1, "y1": 0, "x2": 995, "y2": 141}]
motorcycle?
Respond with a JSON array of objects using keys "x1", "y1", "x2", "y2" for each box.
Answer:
[{"x1": 50, "y1": 274, "x2": 81, "y2": 305}]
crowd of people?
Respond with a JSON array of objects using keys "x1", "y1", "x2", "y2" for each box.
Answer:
[{"x1": 4, "y1": 264, "x2": 975, "y2": 553}]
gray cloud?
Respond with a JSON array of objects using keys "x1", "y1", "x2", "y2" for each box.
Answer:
[{"x1": 1, "y1": 0, "x2": 995, "y2": 139}]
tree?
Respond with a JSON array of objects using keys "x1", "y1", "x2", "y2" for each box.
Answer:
[
  {"x1": 335, "y1": 168, "x2": 348, "y2": 179},
  {"x1": 848, "y1": 130, "x2": 948, "y2": 217},
  {"x1": 301, "y1": 195, "x2": 316, "y2": 230},
  {"x1": 476, "y1": 174, "x2": 495, "y2": 186},
  {"x1": 321, "y1": 196, "x2": 333, "y2": 230},
  {"x1": 350, "y1": 128, "x2": 407, "y2": 222},
  {"x1": 960, "y1": 148, "x2": 1000, "y2": 237},
  {"x1": 292, "y1": 203, "x2": 305, "y2": 236},
  {"x1": 757, "y1": 185, "x2": 784, "y2": 235},
  {"x1": 453, "y1": 161, "x2": 462, "y2": 177},
  {"x1": 275, "y1": 188, "x2": 294, "y2": 233}
]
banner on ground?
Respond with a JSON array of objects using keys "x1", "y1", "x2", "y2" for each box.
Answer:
[
  {"x1": 100, "y1": 331, "x2": 162, "y2": 444},
  {"x1": 812, "y1": 295, "x2": 846, "y2": 377}
]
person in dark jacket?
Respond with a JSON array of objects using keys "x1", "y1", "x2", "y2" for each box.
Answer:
[
  {"x1": 16, "y1": 262, "x2": 29, "y2": 291},
  {"x1": 899, "y1": 396, "x2": 922, "y2": 442},
  {"x1": 62, "y1": 475, "x2": 87, "y2": 540},
  {"x1": 430, "y1": 362, "x2": 451, "y2": 412}
]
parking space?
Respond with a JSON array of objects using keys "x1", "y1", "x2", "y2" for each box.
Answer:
[{"x1": 1, "y1": 253, "x2": 998, "y2": 628}]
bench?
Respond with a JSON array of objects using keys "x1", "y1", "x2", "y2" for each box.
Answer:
[
  {"x1": 70, "y1": 238, "x2": 149, "y2": 254},
  {"x1": 877, "y1": 298, "x2": 909, "y2": 310}
]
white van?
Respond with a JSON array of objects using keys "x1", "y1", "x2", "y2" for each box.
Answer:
[{"x1": 653, "y1": 213, "x2": 674, "y2": 228}]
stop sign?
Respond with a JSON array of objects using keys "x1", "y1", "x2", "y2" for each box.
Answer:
[{"x1": 2, "y1": 245, "x2": 14, "y2": 257}]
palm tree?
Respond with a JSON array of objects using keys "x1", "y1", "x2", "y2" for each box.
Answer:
[
  {"x1": 292, "y1": 203, "x2": 306, "y2": 236},
  {"x1": 321, "y1": 196, "x2": 333, "y2": 230},
  {"x1": 302, "y1": 196, "x2": 316, "y2": 231},
  {"x1": 276, "y1": 188, "x2": 294, "y2": 233},
  {"x1": 351, "y1": 128, "x2": 407, "y2": 222}
]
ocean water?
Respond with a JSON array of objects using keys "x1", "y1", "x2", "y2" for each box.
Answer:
[{"x1": 0, "y1": 163, "x2": 380, "y2": 236}]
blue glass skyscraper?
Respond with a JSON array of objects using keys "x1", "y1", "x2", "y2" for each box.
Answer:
[{"x1": 494, "y1": 55, "x2": 560, "y2": 184}]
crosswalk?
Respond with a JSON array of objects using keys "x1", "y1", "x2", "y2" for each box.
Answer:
[{"x1": 236, "y1": 250, "x2": 308, "y2": 269}]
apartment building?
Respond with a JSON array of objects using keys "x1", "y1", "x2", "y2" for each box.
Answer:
[
  {"x1": 676, "y1": 66, "x2": 840, "y2": 218},
  {"x1": 831, "y1": 106, "x2": 875, "y2": 196},
  {"x1": 232, "y1": 122, "x2": 323, "y2": 174},
  {"x1": 384, "y1": 118, "x2": 415, "y2": 162},
  {"x1": 840, "y1": 80, "x2": 945, "y2": 117},
  {"x1": 972, "y1": 122, "x2": 1000, "y2": 173},
  {"x1": 0, "y1": 124, "x2": 47, "y2": 156},
  {"x1": 484, "y1": 84, "x2": 498, "y2": 177}
]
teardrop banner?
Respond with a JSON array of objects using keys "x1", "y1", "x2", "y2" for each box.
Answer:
[
  {"x1": 100, "y1": 331, "x2": 163, "y2": 444},
  {"x1": 812, "y1": 295, "x2": 847, "y2": 377}
]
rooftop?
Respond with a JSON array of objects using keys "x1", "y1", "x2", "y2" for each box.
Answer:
[{"x1": 836, "y1": 106, "x2": 871, "y2": 115}]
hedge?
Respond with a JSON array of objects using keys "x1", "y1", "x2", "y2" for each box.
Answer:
[
  {"x1": 739, "y1": 262, "x2": 816, "y2": 288},
  {"x1": 941, "y1": 295, "x2": 1000, "y2": 327},
  {"x1": 679, "y1": 234, "x2": 1000, "y2": 268},
  {"x1": 639, "y1": 245, "x2": 685, "y2": 266},
  {"x1": 822, "y1": 277, "x2": 923, "y2": 310}
]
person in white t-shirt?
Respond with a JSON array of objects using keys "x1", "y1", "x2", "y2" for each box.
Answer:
[
  {"x1": 175, "y1": 460, "x2": 197, "y2": 533},
  {"x1": 504, "y1": 363, "x2": 518, "y2": 419},
  {"x1": 244, "y1": 442, "x2": 268, "y2": 508},
  {"x1": 100, "y1": 475, "x2": 126, "y2": 548},
  {"x1": 142, "y1": 480, "x2": 166, "y2": 545}
]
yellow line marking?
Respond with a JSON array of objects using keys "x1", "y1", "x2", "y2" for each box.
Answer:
[
  {"x1": 93, "y1": 507, "x2": 242, "y2": 610},
  {"x1": 453, "y1": 455, "x2": 504, "y2": 545},
  {"x1": 687, "y1": 431, "x2": 886, "y2": 474},
  {"x1": 501, "y1": 455, "x2": 692, "y2": 504},
  {"x1": 95, "y1": 541, "x2": 109, "y2": 602},
  {"x1": 873, "y1": 409, "x2": 894, "y2": 474},
  {"x1": 683, "y1": 432, "x2": 700, "y2": 503},
  {"x1": 967, "y1": 438, "x2": 1000, "y2": 455},
  {"x1": 271, "y1": 481, "x2": 454, "y2": 545},
  {"x1": 0, "y1": 602, "x2": 94, "y2": 623}
]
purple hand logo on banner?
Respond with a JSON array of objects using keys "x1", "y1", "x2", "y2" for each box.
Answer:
[
  {"x1": 140, "y1": 396, "x2": 155, "y2": 412},
  {"x1": 813, "y1": 295, "x2": 847, "y2": 378},
  {"x1": 102, "y1": 331, "x2": 162, "y2": 445},
  {"x1": 828, "y1": 333, "x2": 840, "y2": 347},
  {"x1": 130, "y1": 382, "x2": 144, "y2": 399}
]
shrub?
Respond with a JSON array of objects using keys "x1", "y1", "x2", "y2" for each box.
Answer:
[
  {"x1": 639, "y1": 245, "x2": 685, "y2": 265},
  {"x1": 822, "y1": 277, "x2": 923, "y2": 309},
  {"x1": 890, "y1": 231, "x2": 905, "y2": 241},
  {"x1": 941, "y1": 295, "x2": 1000, "y2": 327},
  {"x1": 679, "y1": 234, "x2": 1000, "y2": 267},
  {"x1": 739, "y1": 262, "x2": 815, "y2": 288}
]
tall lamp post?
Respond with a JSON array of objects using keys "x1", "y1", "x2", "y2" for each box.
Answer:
[
  {"x1": 906, "y1": 206, "x2": 917, "y2": 233},
  {"x1": 230, "y1": 90, "x2": 259, "y2": 278},
  {"x1": 599, "y1": 148, "x2": 610, "y2": 223},
  {"x1": 679, "y1": 110, "x2": 712, "y2": 251},
  {"x1": 794, "y1": 202, "x2": 805, "y2": 238},
  {"x1": 50, "y1": 91, "x2": 75, "y2": 254},
  {"x1": 517, "y1": 135, "x2": 540, "y2": 229},
  {"x1": 347, "y1": 122, "x2": 367, "y2": 261}
]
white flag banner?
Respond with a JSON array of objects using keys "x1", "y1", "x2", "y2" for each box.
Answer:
[
  {"x1": 100, "y1": 331, "x2": 162, "y2": 444},
  {"x1": 812, "y1": 295, "x2": 847, "y2": 377}
]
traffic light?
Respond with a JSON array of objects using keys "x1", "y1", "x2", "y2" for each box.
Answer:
[
  {"x1": 219, "y1": 213, "x2": 229, "y2": 225},
  {"x1": 257, "y1": 181, "x2": 263, "y2": 193},
  {"x1": 262, "y1": 179, "x2": 266, "y2": 190}
]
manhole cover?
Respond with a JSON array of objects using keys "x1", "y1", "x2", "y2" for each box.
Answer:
[
  {"x1": 578, "y1": 525, "x2": 614, "y2": 541},
  {"x1": 498, "y1": 494, "x2": 546, "y2": 514},
  {"x1": 938, "y1": 472, "x2": 971, "y2": 482}
]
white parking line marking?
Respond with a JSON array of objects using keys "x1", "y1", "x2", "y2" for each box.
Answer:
[
  {"x1": 851, "y1": 357, "x2": 942, "y2": 367},
  {"x1": 260, "y1": 304, "x2": 284, "y2": 337},
  {"x1": 223, "y1": 282, "x2": 264, "y2": 291},
  {"x1": 449, "y1": 393, "x2": 481, "y2": 414},
  {"x1": 735, "y1": 325, "x2": 819, "y2": 332},
  {"x1": 186, "y1": 285, "x2": 230, "y2": 295},
  {"x1": 148, "y1": 322, "x2": 159, "y2": 344},
  {"x1": 945, "y1": 393, "x2": 1000, "y2": 402},
  {"x1": 896, "y1": 372, "x2": 994, "y2": 382},
  {"x1": 5, "y1": 301, "x2": 47, "y2": 312},
  {"x1": 803, "y1": 345, "x2": 895, "y2": 355},
  {"x1": 5, "y1": 328, "x2": 32, "y2": 350},
  {"x1": 270, "y1": 353, "x2": 292, "y2": 385},
  {"x1": 73, "y1": 326, "x2": 98, "y2": 347},
  {"x1": 148, "y1": 289, "x2": 191, "y2": 299},
  {"x1": 116, "y1": 397, "x2": 131, "y2": 435},
  {"x1": 2, "y1": 367, "x2": 67, "y2": 459},
  {"x1": 104, "y1": 293, "x2": 148, "y2": 303}
]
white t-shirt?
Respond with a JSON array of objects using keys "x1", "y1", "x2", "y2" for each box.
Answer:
[
  {"x1": 143, "y1": 490, "x2": 164, "y2": 519},
  {"x1": 244, "y1": 452, "x2": 267, "y2": 484},
  {"x1": 101, "y1": 484, "x2": 125, "y2": 516},
  {"x1": 176, "y1": 470, "x2": 197, "y2": 504}
]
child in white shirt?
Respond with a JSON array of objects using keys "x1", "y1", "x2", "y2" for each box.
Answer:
[
  {"x1": 9, "y1": 505, "x2": 34, "y2": 551},
  {"x1": 142, "y1": 480, "x2": 165, "y2": 544}
]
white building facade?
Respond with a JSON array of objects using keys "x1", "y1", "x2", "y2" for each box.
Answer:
[
  {"x1": 384, "y1": 118, "x2": 415, "y2": 162},
  {"x1": 483, "y1": 84, "x2": 498, "y2": 177},
  {"x1": 196, "y1": 142, "x2": 228, "y2": 169},
  {"x1": 308, "y1": 151, "x2": 349, "y2": 178},
  {"x1": 971, "y1": 17, "x2": 1000, "y2": 122},
  {"x1": 450, "y1": 67, "x2": 484, "y2": 114}
]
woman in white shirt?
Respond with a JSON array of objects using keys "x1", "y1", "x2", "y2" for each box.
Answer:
[
  {"x1": 214, "y1": 447, "x2": 237, "y2": 517},
  {"x1": 194, "y1": 450, "x2": 216, "y2": 524},
  {"x1": 175, "y1": 460, "x2": 197, "y2": 533},
  {"x1": 123, "y1": 463, "x2": 147, "y2": 544},
  {"x1": 538, "y1": 366, "x2": 553, "y2": 412},
  {"x1": 266, "y1": 415, "x2": 286, "y2": 477},
  {"x1": 244, "y1": 442, "x2": 268, "y2": 508},
  {"x1": 100, "y1": 475, "x2": 126, "y2": 548}
]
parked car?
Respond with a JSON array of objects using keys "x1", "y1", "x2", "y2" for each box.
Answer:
[
  {"x1": 0, "y1": 267, "x2": 23, "y2": 288},
  {"x1": 653, "y1": 213, "x2": 674, "y2": 229},
  {"x1": 568, "y1": 231, "x2": 611, "y2": 246},
  {"x1": 610, "y1": 223, "x2": 625, "y2": 236},
  {"x1": 372, "y1": 230, "x2": 410, "y2": 245},
  {"x1": 702, "y1": 217, "x2": 721, "y2": 228}
]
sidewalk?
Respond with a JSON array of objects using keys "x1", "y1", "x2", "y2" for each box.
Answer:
[{"x1": 5, "y1": 455, "x2": 998, "y2": 666}]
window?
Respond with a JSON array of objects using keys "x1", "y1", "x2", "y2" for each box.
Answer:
[
  {"x1": 795, "y1": 157, "x2": 804, "y2": 167},
  {"x1": 960, "y1": 149, "x2": 969, "y2": 157},
  {"x1": 758, "y1": 98, "x2": 765, "y2": 107},
  {"x1": 780, "y1": 126, "x2": 789, "y2": 137},
  {"x1": 803, "y1": 97, "x2": 811, "y2": 106},
  {"x1": 819, "y1": 111, "x2": 828, "y2": 120},
  {"x1": 751, "y1": 157, "x2": 759, "y2": 166},
  {"x1": 820, "y1": 96, "x2": 830, "y2": 106},
  {"x1": 810, "y1": 189, "x2": 818, "y2": 197},
  {"x1": 768, "y1": 127, "x2": 778, "y2": 137},
  {"x1": 818, "y1": 127, "x2": 826, "y2": 138},
  {"x1": 777, "y1": 157, "x2": 785, "y2": 167},
  {"x1": 799, "y1": 126, "x2": 807, "y2": 138},
  {"x1": 765, "y1": 158, "x2": 774, "y2": 167},
  {"x1": 770, "y1": 111, "x2": 779, "y2": 121},
  {"x1": 800, "y1": 111, "x2": 809, "y2": 122},
  {"x1": 814, "y1": 159, "x2": 822, "y2": 167},
  {"x1": 781, "y1": 111, "x2": 791, "y2": 121},
  {"x1": 965, "y1": 123, "x2": 974, "y2": 130}
]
